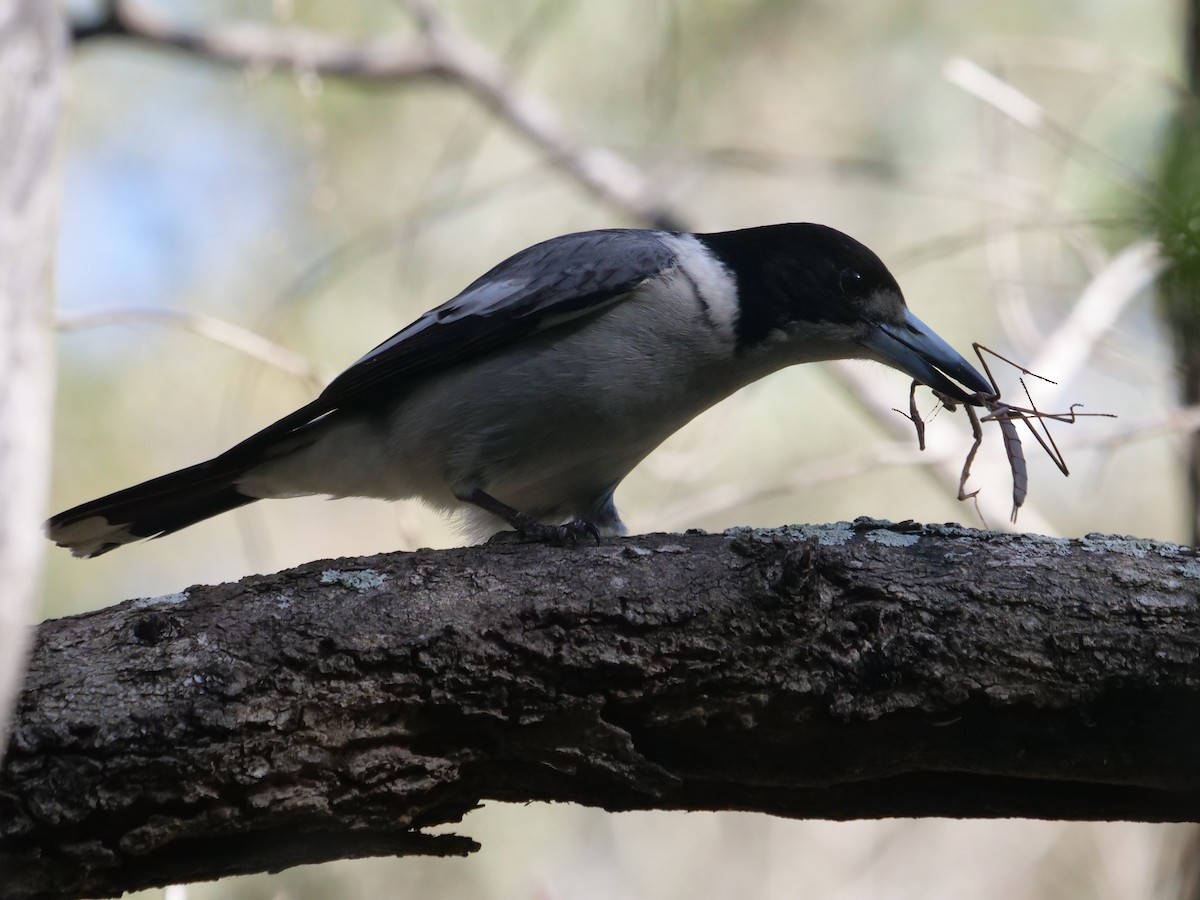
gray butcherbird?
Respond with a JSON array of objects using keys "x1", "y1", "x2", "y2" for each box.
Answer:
[{"x1": 48, "y1": 223, "x2": 992, "y2": 557}]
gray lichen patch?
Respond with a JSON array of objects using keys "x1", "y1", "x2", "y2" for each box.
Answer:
[
  {"x1": 654, "y1": 544, "x2": 689, "y2": 554},
  {"x1": 866, "y1": 529, "x2": 921, "y2": 548},
  {"x1": 997, "y1": 533, "x2": 1074, "y2": 558},
  {"x1": 796, "y1": 522, "x2": 859, "y2": 546},
  {"x1": 727, "y1": 521, "x2": 924, "y2": 547},
  {"x1": 131, "y1": 591, "x2": 189, "y2": 610},
  {"x1": 725, "y1": 522, "x2": 858, "y2": 546},
  {"x1": 320, "y1": 569, "x2": 389, "y2": 591},
  {"x1": 1080, "y1": 534, "x2": 1192, "y2": 560},
  {"x1": 811, "y1": 523, "x2": 857, "y2": 545}
]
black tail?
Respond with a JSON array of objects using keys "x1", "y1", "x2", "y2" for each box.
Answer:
[
  {"x1": 47, "y1": 460, "x2": 258, "y2": 558},
  {"x1": 48, "y1": 394, "x2": 341, "y2": 557}
]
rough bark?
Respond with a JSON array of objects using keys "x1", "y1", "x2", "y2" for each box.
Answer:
[
  {"x1": 0, "y1": 0, "x2": 64, "y2": 766},
  {"x1": 4, "y1": 520, "x2": 1200, "y2": 900}
]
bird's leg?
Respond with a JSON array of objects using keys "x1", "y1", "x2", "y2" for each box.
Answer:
[{"x1": 460, "y1": 488, "x2": 601, "y2": 546}]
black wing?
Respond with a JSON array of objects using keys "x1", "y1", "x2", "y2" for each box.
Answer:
[{"x1": 212, "y1": 228, "x2": 678, "y2": 468}]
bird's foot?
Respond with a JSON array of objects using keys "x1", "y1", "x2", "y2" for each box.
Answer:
[
  {"x1": 512, "y1": 513, "x2": 601, "y2": 546},
  {"x1": 461, "y1": 488, "x2": 602, "y2": 547}
]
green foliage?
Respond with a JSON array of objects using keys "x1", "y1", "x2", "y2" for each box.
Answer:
[{"x1": 1155, "y1": 98, "x2": 1200, "y2": 365}]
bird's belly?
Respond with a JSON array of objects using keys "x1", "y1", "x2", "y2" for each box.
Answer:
[
  {"x1": 392, "y1": 322, "x2": 748, "y2": 513},
  {"x1": 400, "y1": 361, "x2": 698, "y2": 512},
  {"x1": 453, "y1": 408, "x2": 671, "y2": 515}
]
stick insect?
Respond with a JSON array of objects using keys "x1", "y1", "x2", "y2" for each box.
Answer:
[{"x1": 896, "y1": 343, "x2": 1115, "y2": 524}]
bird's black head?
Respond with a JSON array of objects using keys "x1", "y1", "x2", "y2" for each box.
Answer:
[
  {"x1": 696, "y1": 223, "x2": 993, "y2": 402},
  {"x1": 698, "y1": 223, "x2": 904, "y2": 348}
]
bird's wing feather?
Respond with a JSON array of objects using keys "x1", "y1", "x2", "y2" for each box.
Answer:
[
  {"x1": 321, "y1": 228, "x2": 676, "y2": 403},
  {"x1": 212, "y1": 229, "x2": 677, "y2": 468}
]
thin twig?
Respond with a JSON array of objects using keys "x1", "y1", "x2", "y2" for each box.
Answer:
[
  {"x1": 942, "y1": 56, "x2": 1153, "y2": 202},
  {"x1": 1059, "y1": 402, "x2": 1200, "y2": 452},
  {"x1": 56, "y1": 307, "x2": 328, "y2": 390},
  {"x1": 74, "y1": 0, "x2": 684, "y2": 230},
  {"x1": 1027, "y1": 239, "x2": 1165, "y2": 407}
]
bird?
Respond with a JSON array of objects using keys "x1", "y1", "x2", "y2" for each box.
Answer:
[{"x1": 47, "y1": 223, "x2": 994, "y2": 557}]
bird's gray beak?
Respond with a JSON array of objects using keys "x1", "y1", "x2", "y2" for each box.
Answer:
[{"x1": 862, "y1": 310, "x2": 994, "y2": 404}]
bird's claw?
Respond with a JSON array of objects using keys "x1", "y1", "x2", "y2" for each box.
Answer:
[
  {"x1": 513, "y1": 514, "x2": 601, "y2": 546},
  {"x1": 567, "y1": 520, "x2": 603, "y2": 546}
]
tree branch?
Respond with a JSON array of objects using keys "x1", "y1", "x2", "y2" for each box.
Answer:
[
  {"x1": 56, "y1": 307, "x2": 330, "y2": 390},
  {"x1": 71, "y1": 0, "x2": 684, "y2": 231},
  {"x1": 4, "y1": 521, "x2": 1200, "y2": 899}
]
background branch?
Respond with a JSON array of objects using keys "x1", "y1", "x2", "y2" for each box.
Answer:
[
  {"x1": 56, "y1": 308, "x2": 330, "y2": 390},
  {"x1": 72, "y1": 0, "x2": 683, "y2": 231},
  {"x1": 5, "y1": 522, "x2": 1200, "y2": 899}
]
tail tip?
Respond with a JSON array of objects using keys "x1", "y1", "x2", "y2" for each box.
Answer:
[{"x1": 46, "y1": 514, "x2": 142, "y2": 559}]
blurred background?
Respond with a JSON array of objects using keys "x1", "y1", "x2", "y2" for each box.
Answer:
[{"x1": 48, "y1": 0, "x2": 1198, "y2": 897}]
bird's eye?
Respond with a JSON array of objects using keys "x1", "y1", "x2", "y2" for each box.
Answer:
[{"x1": 840, "y1": 268, "x2": 867, "y2": 298}]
